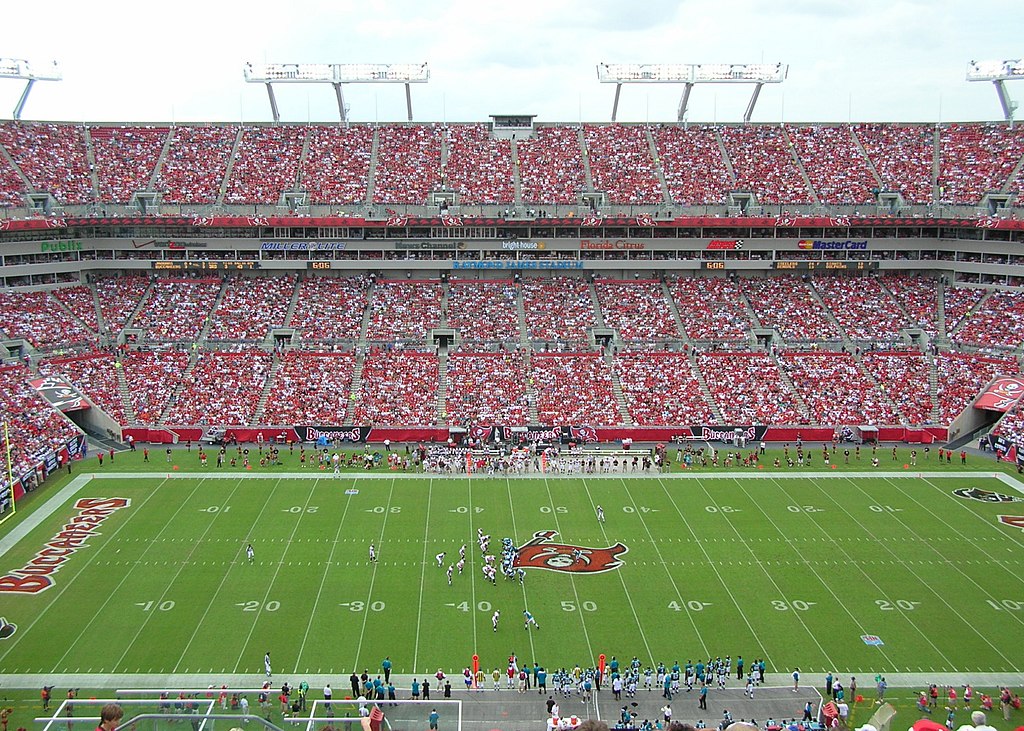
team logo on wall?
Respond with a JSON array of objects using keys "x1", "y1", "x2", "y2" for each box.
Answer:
[
  {"x1": 467, "y1": 425, "x2": 494, "y2": 442},
  {"x1": 513, "y1": 530, "x2": 627, "y2": 574},
  {"x1": 953, "y1": 487, "x2": 1024, "y2": 503}
]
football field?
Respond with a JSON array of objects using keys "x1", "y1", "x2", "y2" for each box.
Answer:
[{"x1": 2, "y1": 466, "x2": 1024, "y2": 684}]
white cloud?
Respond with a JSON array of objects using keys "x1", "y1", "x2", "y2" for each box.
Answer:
[{"x1": 0, "y1": 0, "x2": 1019, "y2": 124}]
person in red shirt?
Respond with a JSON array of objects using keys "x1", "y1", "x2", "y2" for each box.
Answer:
[
  {"x1": 95, "y1": 704, "x2": 123, "y2": 731},
  {"x1": 948, "y1": 686, "x2": 958, "y2": 707}
]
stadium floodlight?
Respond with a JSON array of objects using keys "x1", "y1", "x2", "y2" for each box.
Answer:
[
  {"x1": 966, "y1": 58, "x2": 1024, "y2": 123},
  {"x1": 244, "y1": 62, "x2": 430, "y2": 123},
  {"x1": 0, "y1": 58, "x2": 62, "y2": 120},
  {"x1": 596, "y1": 62, "x2": 787, "y2": 123}
]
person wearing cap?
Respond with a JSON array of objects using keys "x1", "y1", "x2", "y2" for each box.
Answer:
[{"x1": 917, "y1": 692, "x2": 932, "y2": 714}]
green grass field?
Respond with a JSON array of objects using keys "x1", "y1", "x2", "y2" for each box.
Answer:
[{"x1": 2, "y1": 448, "x2": 1024, "y2": 683}]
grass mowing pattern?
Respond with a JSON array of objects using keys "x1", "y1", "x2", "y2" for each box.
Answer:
[{"x1": 1, "y1": 467, "x2": 1024, "y2": 678}]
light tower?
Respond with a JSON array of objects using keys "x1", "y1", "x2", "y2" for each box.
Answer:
[
  {"x1": 596, "y1": 62, "x2": 787, "y2": 123},
  {"x1": 966, "y1": 59, "x2": 1023, "y2": 124},
  {"x1": 243, "y1": 62, "x2": 430, "y2": 123},
  {"x1": 0, "y1": 58, "x2": 62, "y2": 120}
]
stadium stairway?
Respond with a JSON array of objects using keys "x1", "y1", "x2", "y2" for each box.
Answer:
[
  {"x1": 124, "y1": 278, "x2": 156, "y2": 332},
  {"x1": 509, "y1": 138, "x2": 524, "y2": 207},
  {"x1": 115, "y1": 362, "x2": 136, "y2": 424},
  {"x1": 251, "y1": 355, "x2": 283, "y2": 425},
  {"x1": 660, "y1": 279, "x2": 692, "y2": 344},
  {"x1": 439, "y1": 130, "x2": 450, "y2": 187},
  {"x1": 930, "y1": 126, "x2": 941, "y2": 203},
  {"x1": 147, "y1": 127, "x2": 174, "y2": 191},
  {"x1": 576, "y1": 128, "x2": 596, "y2": 192},
  {"x1": 82, "y1": 127, "x2": 102, "y2": 201},
  {"x1": 513, "y1": 282, "x2": 533, "y2": 364},
  {"x1": 51, "y1": 290, "x2": 98, "y2": 341},
  {"x1": 281, "y1": 278, "x2": 303, "y2": 329},
  {"x1": 782, "y1": 126, "x2": 822, "y2": 206},
  {"x1": 771, "y1": 351, "x2": 811, "y2": 419},
  {"x1": 934, "y1": 280, "x2": 950, "y2": 346},
  {"x1": 946, "y1": 288, "x2": 995, "y2": 342},
  {"x1": 604, "y1": 351, "x2": 633, "y2": 426},
  {"x1": 295, "y1": 128, "x2": 313, "y2": 191},
  {"x1": 364, "y1": 128, "x2": 380, "y2": 205},
  {"x1": 927, "y1": 353, "x2": 942, "y2": 424},
  {"x1": 435, "y1": 349, "x2": 448, "y2": 426},
  {"x1": 805, "y1": 279, "x2": 855, "y2": 351},
  {"x1": 713, "y1": 128, "x2": 739, "y2": 184},
  {"x1": 156, "y1": 353, "x2": 200, "y2": 425},
  {"x1": 216, "y1": 129, "x2": 245, "y2": 206},
  {"x1": 850, "y1": 127, "x2": 885, "y2": 190},
  {"x1": 687, "y1": 349, "x2": 726, "y2": 423},
  {"x1": 439, "y1": 279, "x2": 450, "y2": 328},
  {"x1": 0, "y1": 141, "x2": 32, "y2": 193},
  {"x1": 876, "y1": 276, "x2": 918, "y2": 330},
  {"x1": 588, "y1": 279, "x2": 606, "y2": 327},
  {"x1": 87, "y1": 281, "x2": 107, "y2": 345},
  {"x1": 999, "y1": 145, "x2": 1024, "y2": 194},
  {"x1": 850, "y1": 348, "x2": 905, "y2": 422},
  {"x1": 344, "y1": 351, "x2": 366, "y2": 424},
  {"x1": 198, "y1": 281, "x2": 231, "y2": 342},
  {"x1": 644, "y1": 126, "x2": 673, "y2": 205}
]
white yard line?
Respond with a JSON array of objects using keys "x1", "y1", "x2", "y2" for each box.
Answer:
[
  {"x1": 616, "y1": 477, "x2": 710, "y2": 659},
  {"x1": 575, "y1": 476, "x2": 656, "y2": 665},
  {"x1": 228, "y1": 477, "x2": 310, "y2": 674},
  {"x1": 654, "y1": 476, "x2": 778, "y2": 668},
  {"x1": 411, "y1": 478, "x2": 434, "y2": 673},
  {"x1": 537, "y1": 476, "x2": 604, "y2": 664},
  {"x1": 0, "y1": 475, "x2": 175, "y2": 670},
  {"x1": 294, "y1": 477, "x2": 357, "y2": 669},
  {"x1": 114, "y1": 476, "x2": 252, "y2": 674},
  {"x1": 352, "y1": 478, "x2": 396, "y2": 670},
  {"x1": 814, "y1": 475, "x2": 1015, "y2": 669},
  {"x1": 60, "y1": 477, "x2": 231, "y2": 674},
  {"x1": 737, "y1": 476, "x2": 894, "y2": 670},
  {"x1": 174, "y1": 476, "x2": 298, "y2": 673},
  {"x1": 504, "y1": 477, "x2": 536, "y2": 661},
  {"x1": 0, "y1": 475, "x2": 91, "y2": 559}
]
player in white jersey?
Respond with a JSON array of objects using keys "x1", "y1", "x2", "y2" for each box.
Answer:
[{"x1": 492, "y1": 610, "x2": 500, "y2": 631}]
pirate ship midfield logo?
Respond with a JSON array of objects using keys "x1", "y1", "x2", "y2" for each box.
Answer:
[{"x1": 513, "y1": 530, "x2": 628, "y2": 574}]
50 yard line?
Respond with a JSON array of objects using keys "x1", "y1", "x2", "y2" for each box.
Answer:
[{"x1": 505, "y1": 476, "x2": 536, "y2": 661}]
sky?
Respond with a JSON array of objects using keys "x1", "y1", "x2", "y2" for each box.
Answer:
[{"x1": 0, "y1": 0, "x2": 1019, "y2": 126}]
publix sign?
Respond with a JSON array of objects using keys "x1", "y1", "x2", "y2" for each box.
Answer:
[{"x1": 40, "y1": 241, "x2": 83, "y2": 253}]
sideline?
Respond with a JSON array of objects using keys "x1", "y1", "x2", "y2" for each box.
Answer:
[
  {"x1": 0, "y1": 672, "x2": 1021, "y2": 691},
  {"x1": 0, "y1": 476, "x2": 90, "y2": 560},
  {"x1": 36, "y1": 470, "x2": 1012, "y2": 481}
]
